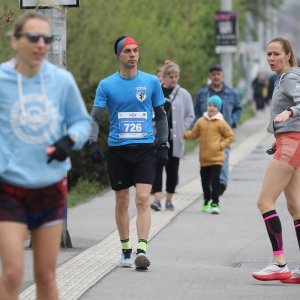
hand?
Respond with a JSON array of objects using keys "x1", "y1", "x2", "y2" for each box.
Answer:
[
  {"x1": 157, "y1": 146, "x2": 169, "y2": 166},
  {"x1": 47, "y1": 135, "x2": 74, "y2": 163},
  {"x1": 274, "y1": 110, "x2": 291, "y2": 123},
  {"x1": 89, "y1": 142, "x2": 104, "y2": 162}
]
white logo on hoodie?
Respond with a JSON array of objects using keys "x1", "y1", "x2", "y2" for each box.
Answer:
[{"x1": 11, "y1": 94, "x2": 58, "y2": 144}]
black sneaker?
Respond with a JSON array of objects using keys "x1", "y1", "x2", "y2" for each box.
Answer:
[
  {"x1": 211, "y1": 203, "x2": 220, "y2": 214},
  {"x1": 219, "y1": 183, "x2": 227, "y2": 196},
  {"x1": 135, "y1": 251, "x2": 150, "y2": 271}
]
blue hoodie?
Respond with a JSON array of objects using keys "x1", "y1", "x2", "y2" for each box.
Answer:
[{"x1": 0, "y1": 59, "x2": 91, "y2": 188}]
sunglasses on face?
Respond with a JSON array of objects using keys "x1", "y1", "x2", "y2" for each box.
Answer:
[{"x1": 15, "y1": 32, "x2": 54, "y2": 44}]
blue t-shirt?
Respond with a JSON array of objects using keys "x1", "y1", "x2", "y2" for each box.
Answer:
[{"x1": 93, "y1": 70, "x2": 164, "y2": 146}]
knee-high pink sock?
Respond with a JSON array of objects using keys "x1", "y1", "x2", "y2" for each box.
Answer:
[
  {"x1": 263, "y1": 210, "x2": 284, "y2": 255},
  {"x1": 294, "y1": 219, "x2": 300, "y2": 251}
]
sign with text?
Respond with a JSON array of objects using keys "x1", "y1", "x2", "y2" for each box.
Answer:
[
  {"x1": 20, "y1": 0, "x2": 79, "y2": 8},
  {"x1": 215, "y1": 11, "x2": 237, "y2": 53}
]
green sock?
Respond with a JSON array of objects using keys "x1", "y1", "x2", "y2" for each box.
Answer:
[
  {"x1": 137, "y1": 239, "x2": 147, "y2": 253},
  {"x1": 121, "y1": 239, "x2": 131, "y2": 250}
]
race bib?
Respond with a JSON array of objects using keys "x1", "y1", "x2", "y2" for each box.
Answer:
[{"x1": 118, "y1": 112, "x2": 148, "y2": 138}]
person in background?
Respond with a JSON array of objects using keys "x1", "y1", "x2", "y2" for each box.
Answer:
[
  {"x1": 252, "y1": 37, "x2": 300, "y2": 284},
  {"x1": 89, "y1": 35, "x2": 169, "y2": 271},
  {"x1": 156, "y1": 66, "x2": 163, "y2": 83},
  {"x1": 155, "y1": 60, "x2": 172, "y2": 83},
  {"x1": 267, "y1": 73, "x2": 278, "y2": 105},
  {"x1": 0, "y1": 11, "x2": 91, "y2": 299},
  {"x1": 151, "y1": 61, "x2": 194, "y2": 211},
  {"x1": 184, "y1": 95, "x2": 234, "y2": 214},
  {"x1": 252, "y1": 72, "x2": 268, "y2": 111},
  {"x1": 194, "y1": 64, "x2": 242, "y2": 196}
]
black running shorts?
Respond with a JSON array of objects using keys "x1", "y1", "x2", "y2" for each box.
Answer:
[{"x1": 108, "y1": 143, "x2": 156, "y2": 191}]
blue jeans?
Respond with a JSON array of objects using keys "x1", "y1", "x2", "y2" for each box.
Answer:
[{"x1": 220, "y1": 147, "x2": 230, "y2": 186}]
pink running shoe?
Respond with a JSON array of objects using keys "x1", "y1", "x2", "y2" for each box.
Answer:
[
  {"x1": 252, "y1": 263, "x2": 291, "y2": 281},
  {"x1": 281, "y1": 266, "x2": 300, "y2": 284}
]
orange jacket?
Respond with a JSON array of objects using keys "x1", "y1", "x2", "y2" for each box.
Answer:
[{"x1": 184, "y1": 112, "x2": 234, "y2": 166}]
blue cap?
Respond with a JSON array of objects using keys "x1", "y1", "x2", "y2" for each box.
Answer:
[{"x1": 207, "y1": 95, "x2": 222, "y2": 111}]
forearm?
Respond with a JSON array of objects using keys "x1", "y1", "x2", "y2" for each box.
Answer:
[
  {"x1": 184, "y1": 129, "x2": 198, "y2": 140},
  {"x1": 154, "y1": 105, "x2": 169, "y2": 143},
  {"x1": 89, "y1": 107, "x2": 104, "y2": 145}
]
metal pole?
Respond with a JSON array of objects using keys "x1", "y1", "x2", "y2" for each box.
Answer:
[
  {"x1": 39, "y1": 7, "x2": 72, "y2": 248},
  {"x1": 39, "y1": 7, "x2": 67, "y2": 69},
  {"x1": 221, "y1": 0, "x2": 233, "y2": 87}
]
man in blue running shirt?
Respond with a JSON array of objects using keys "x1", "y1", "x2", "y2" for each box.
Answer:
[{"x1": 89, "y1": 35, "x2": 169, "y2": 271}]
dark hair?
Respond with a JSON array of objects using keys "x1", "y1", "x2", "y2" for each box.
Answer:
[
  {"x1": 113, "y1": 35, "x2": 128, "y2": 55},
  {"x1": 268, "y1": 37, "x2": 297, "y2": 67},
  {"x1": 209, "y1": 64, "x2": 223, "y2": 73}
]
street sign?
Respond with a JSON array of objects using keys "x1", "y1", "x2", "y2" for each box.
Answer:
[
  {"x1": 20, "y1": 0, "x2": 79, "y2": 8},
  {"x1": 215, "y1": 11, "x2": 237, "y2": 53}
]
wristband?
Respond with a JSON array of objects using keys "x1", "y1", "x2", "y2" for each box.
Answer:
[{"x1": 287, "y1": 108, "x2": 294, "y2": 117}]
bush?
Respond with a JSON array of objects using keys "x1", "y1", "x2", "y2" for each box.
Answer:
[{"x1": 67, "y1": 80, "x2": 110, "y2": 190}]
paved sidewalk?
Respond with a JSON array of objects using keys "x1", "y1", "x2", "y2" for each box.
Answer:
[{"x1": 20, "y1": 113, "x2": 299, "y2": 299}]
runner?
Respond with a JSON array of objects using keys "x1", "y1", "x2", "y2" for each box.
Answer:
[
  {"x1": 252, "y1": 37, "x2": 300, "y2": 284},
  {"x1": 89, "y1": 35, "x2": 169, "y2": 271},
  {"x1": 0, "y1": 11, "x2": 91, "y2": 299}
]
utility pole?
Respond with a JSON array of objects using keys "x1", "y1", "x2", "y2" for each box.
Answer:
[
  {"x1": 39, "y1": 7, "x2": 67, "y2": 69},
  {"x1": 221, "y1": 0, "x2": 232, "y2": 86},
  {"x1": 39, "y1": 5, "x2": 71, "y2": 247},
  {"x1": 219, "y1": 0, "x2": 235, "y2": 87}
]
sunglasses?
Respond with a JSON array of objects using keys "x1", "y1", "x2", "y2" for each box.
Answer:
[{"x1": 15, "y1": 32, "x2": 54, "y2": 44}]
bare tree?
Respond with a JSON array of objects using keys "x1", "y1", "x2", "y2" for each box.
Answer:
[{"x1": 0, "y1": 8, "x2": 14, "y2": 31}]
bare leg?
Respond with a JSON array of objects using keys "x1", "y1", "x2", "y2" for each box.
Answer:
[
  {"x1": 31, "y1": 222, "x2": 63, "y2": 300},
  {"x1": 115, "y1": 189, "x2": 130, "y2": 240},
  {"x1": 0, "y1": 222, "x2": 27, "y2": 300},
  {"x1": 284, "y1": 167, "x2": 300, "y2": 220},
  {"x1": 135, "y1": 184, "x2": 152, "y2": 240},
  {"x1": 257, "y1": 159, "x2": 294, "y2": 264},
  {"x1": 154, "y1": 192, "x2": 161, "y2": 201},
  {"x1": 258, "y1": 160, "x2": 294, "y2": 213},
  {"x1": 166, "y1": 192, "x2": 174, "y2": 203}
]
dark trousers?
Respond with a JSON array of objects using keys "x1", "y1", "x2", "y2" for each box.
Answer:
[
  {"x1": 152, "y1": 146, "x2": 180, "y2": 194},
  {"x1": 200, "y1": 165, "x2": 222, "y2": 204}
]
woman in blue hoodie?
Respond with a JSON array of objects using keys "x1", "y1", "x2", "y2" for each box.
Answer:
[{"x1": 0, "y1": 11, "x2": 91, "y2": 299}]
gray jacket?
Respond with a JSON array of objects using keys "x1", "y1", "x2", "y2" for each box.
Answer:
[
  {"x1": 268, "y1": 67, "x2": 300, "y2": 134},
  {"x1": 168, "y1": 84, "x2": 195, "y2": 158}
]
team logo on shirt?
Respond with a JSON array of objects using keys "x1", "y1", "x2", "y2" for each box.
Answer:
[
  {"x1": 136, "y1": 86, "x2": 147, "y2": 102},
  {"x1": 11, "y1": 94, "x2": 58, "y2": 144}
]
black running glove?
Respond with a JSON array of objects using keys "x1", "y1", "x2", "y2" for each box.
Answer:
[
  {"x1": 89, "y1": 142, "x2": 104, "y2": 162},
  {"x1": 266, "y1": 142, "x2": 277, "y2": 155},
  {"x1": 47, "y1": 135, "x2": 74, "y2": 163},
  {"x1": 157, "y1": 144, "x2": 169, "y2": 166}
]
